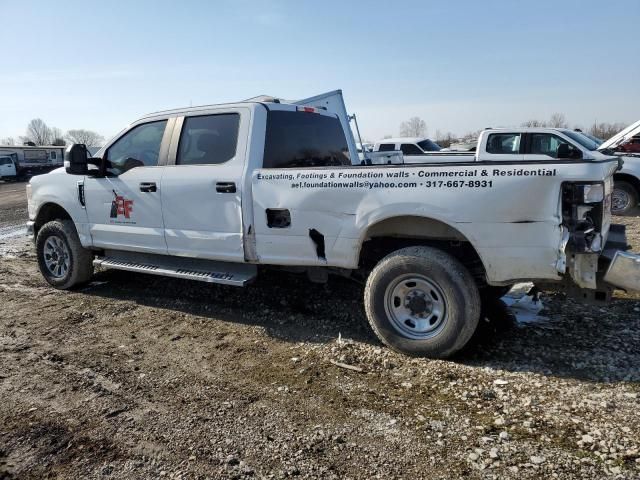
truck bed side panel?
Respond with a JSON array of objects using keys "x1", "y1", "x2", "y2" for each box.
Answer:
[{"x1": 251, "y1": 161, "x2": 618, "y2": 283}]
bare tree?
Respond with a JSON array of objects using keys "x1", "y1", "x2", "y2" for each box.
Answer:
[
  {"x1": 588, "y1": 121, "x2": 627, "y2": 141},
  {"x1": 548, "y1": 113, "x2": 568, "y2": 128},
  {"x1": 521, "y1": 119, "x2": 548, "y2": 128},
  {"x1": 65, "y1": 129, "x2": 105, "y2": 147},
  {"x1": 24, "y1": 118, "x2": 53, "y2": 145},
  {"x1": 435, "y1": 130, "x2": 457, "y2": 148},
  {"x1": 399, "y1": 117, "x2": 427, "y2": 137},
  {"x1": 383, "y1": 134, "x2": 393, "y2": 139},
  {"x1": 461, "y1": 129, "x2": 483, "y2": 142},
  {"x1": 50, "y1": 127, "x2": 66, "y2": 146},
  {"x1": 1, "y1": 137, "x2": 16, "y2": 146}
]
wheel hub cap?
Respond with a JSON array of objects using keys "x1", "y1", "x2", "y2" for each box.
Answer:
[
  {"x1": 384, "y1": 275, "x2": 448, "y2": 339},
  {"x1": 43, "y1": 236, "x2": 70, "y2": 279},
  {"x1": 612, "y1": 189, "x2": 630, "y2": 212}
]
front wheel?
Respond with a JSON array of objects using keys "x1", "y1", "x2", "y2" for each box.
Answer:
[
  {"x1": 36, "y1": 219, "x2": 94, "y2": 289},
  {"x1": 612, "y1": 181, "x2": 639, "y2": 216},
  {"x1": 364, "y1": 246, "x2": 481, "y2": 358}
]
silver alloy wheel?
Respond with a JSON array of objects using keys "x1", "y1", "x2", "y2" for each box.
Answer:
[
  {"x1": 43, "y1": 235, "x2": 70, "y2": 278},
  {"x1": 384, "y1": 274, "x2": 447, "y2": 339},
  {"x1": 612, "y1": 188, "x2": 631, "y2": 213}
]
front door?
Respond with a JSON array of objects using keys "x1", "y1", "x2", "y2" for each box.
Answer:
[
  {"x1": 83, "y1": 119, "x2": 172, "y2": 253},
  {"x1": 0, "y1": 157, "x2": 16, "y2": 177},
  {"x1": 522, "y1": 132, "x2": 573, "y2": 162},
  {"x1": 160, "y1": 110, "x2": 247, "y2": 261}
]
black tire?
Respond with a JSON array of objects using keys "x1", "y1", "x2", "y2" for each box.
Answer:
[
  {"x1": 36, "y1": 219, "x2": 93, "y2": 289},
  {"x1": 612, "y1": 181, "x2": 639, "y2": 216},
  {"x1": 364, "y1": 246, "x2": 481, "y2": 358}
]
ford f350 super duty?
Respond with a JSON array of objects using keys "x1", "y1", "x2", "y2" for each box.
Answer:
[{"x1": 25, "y1": 90, "x2": 640, "y2": 358}]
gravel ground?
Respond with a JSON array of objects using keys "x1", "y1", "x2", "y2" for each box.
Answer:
[{"x1": 1, "y1": 180, "x2": 639, "y2": 479}]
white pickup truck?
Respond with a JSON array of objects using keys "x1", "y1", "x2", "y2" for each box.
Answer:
[
  {"x1": 25, "y1": 90, "x2": 640, "y2": 358},
  {"x1": 598, "y1": 120, "x2": 640, "y2": 215}
]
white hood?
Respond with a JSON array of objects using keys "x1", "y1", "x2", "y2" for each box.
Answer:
[{"x1": 598, "y1": 119, "x2": 640, "y2": 151}]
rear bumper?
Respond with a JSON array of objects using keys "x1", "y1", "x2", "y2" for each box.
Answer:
[{"x1": 604, "y1": 251, "x2": 640, "y2": 292}]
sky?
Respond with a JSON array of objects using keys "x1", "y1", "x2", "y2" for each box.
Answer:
[{"x1": 1, "y1": 0, "x2": 639, "y2": 143}]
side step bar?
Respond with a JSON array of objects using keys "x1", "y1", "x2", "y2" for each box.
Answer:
[{"x1": 93, "y1": 251, "x2": 257, "y2": 287}]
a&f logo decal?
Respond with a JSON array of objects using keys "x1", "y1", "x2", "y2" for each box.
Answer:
[{"x1": 110, "y1": 189, "x2": 133, "y2": 220}]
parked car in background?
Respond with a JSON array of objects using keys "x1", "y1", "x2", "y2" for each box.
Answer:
[
  {"x1": 355, "y1": 142, "x2": 373, "y2": 161},
  {"x1": 598, "y1": 120, "x2": 640, "y2": 215},
  {"x1": 374, "y1": 137, "x2": 441, "y2": 154},
  {"x1": 618, "y1": 135, "x2": 640, "y2": 154}
]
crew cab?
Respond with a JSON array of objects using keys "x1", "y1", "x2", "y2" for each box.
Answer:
[{"x1": 25, "y1": 90, "x2": 640, "y2": 358}]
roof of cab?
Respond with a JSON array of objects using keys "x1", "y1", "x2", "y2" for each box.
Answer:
[{"x1": 138, "y1": 100, "x2": 271, "y2": 120}]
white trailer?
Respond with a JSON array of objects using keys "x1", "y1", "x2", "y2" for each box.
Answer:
[{"x1": 0, "y1": 145, "x2": 65, "y2": 180}]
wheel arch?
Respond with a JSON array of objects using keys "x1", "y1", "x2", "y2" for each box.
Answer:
[
  {"x1": 34, "y1": 202, "x2": 72, "y2": 236},
  {"x1": 613, "y1": 173, "x2": 640, "y2": 196},
  {"x1": 356, "y1": 214, "x2": 488, "y2": 283}
]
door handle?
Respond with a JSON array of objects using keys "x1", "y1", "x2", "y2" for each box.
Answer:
[
  {"x1": 216, "y1": 182, "x2": 236, "y2": 193},
  {"x1": 139, "y1": 182, "x2": 157, "y2": 193}
]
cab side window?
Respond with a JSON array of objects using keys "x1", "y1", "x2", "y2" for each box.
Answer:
[
  {"x1": 530, "y1": 133, "x2": 565, "y2": 157},
  {"x1": 177, "y1": 114, "x2": 239, "y2": 166},
  {"x1": 486, "y1": 133, "x2": 521, "y2": 154},
  {"x1": 378, "y1": 143, "x2": 396, "y2": 152},
  {"x1": 401, "y1": 144, "x2": 423, "y2": 155},
  {"x1": 106, "y1": 120, "x2": 167, "y2": 176}
]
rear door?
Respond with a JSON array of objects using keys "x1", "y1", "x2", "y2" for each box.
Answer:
[
  {"x1": 160, "y1": 108, "x2": 249, "y2": 261},
  {"x1": 83, "y1": 118, "x2": 172, "y2": 253}
]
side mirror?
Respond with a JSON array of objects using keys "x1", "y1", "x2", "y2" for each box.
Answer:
[
  {"x1": 65, "y1": 144, "x2": 89, "y2": 175},
  {"x1": 557, "y1": 143, "x2": 583, "y2": 160}
]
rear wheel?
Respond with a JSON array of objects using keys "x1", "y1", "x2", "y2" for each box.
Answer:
[
  {"x1": 36, "y1": 219, "x2": 93, "y2": 289},
  {"x1": 612, "y1": 181, "x2": 638, "y2": 216},
  {"x1": 364, "y1": 246, "x2": 481, "y2": 358}
]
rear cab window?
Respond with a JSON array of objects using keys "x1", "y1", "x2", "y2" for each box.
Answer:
[
  {"x1": 378, "y1": 143, "x2": 396, "y2": 152},
  {"x1": 263, "y1": 109, "x2": 351, "y2": 168},
  {"x1": 177, "y1": 114, "x2": 240, "y2": 166},
  {"x1": 486, "y1": 133, "x2": 521, "y2": 154}
]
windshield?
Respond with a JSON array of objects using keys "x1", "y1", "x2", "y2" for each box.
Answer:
[
  {"x1": 417, "y1": 139, "x2": 441, "y2": 152},
  {"x1": 579, "y1": 132, "x2": 603, "y2": 145},
  {"x1": 562, "y1": 130, "x2": 599, "y2": 151}
]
